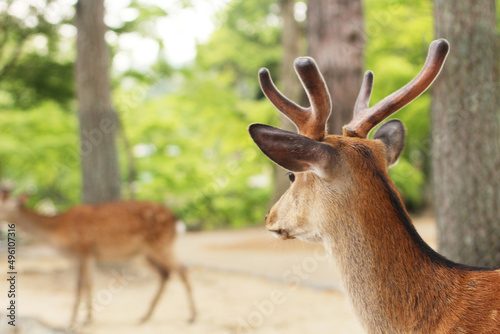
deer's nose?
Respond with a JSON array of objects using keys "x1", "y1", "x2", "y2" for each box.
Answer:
[{"x1": 268, "y1": 228, "x2": 292, "y2": 240}]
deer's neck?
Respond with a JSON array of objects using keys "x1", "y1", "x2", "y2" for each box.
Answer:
[
  {"x1": 323, "y1": 169, "x2": 462, "y2": 333},
  {"x1": 12, "y1": 207, "x2": 62, "y2": 241}
]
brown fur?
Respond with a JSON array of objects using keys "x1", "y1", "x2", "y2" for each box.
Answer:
[
  {"x1": 0, "y1": 197, "x2": 196, "y2": 327},
  {"x1": 250, "y1": 40, "x2": 500, "y2": 333},
  {"x1": 266, "y1": 135, "x2": 500, "y2": 333}
]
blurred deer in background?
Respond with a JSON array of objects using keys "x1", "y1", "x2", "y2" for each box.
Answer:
[
  {"x1": 249, "y1": 39, "x2": 500, "y2": 333},
  {"x1": 0, "y1": 190, "x2": 196, "y2": 328}
]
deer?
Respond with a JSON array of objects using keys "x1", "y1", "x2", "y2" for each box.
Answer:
[
  {"x1": 0, "y1": 190, "x2": 196, "y2": 328},
  {"x1": 248, "y1": 39, "x2": 500, "y2": 333}
]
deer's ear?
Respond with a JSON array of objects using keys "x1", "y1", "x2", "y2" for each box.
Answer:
[
  {"x1": 373, "y1": 119, "x2": 406, "y2": 167},
  {"x1": 248, "y1": 124, "x2": 339, "y2": 177}
]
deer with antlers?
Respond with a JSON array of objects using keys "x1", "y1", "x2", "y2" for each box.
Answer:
[
  {"x1": 249, "y1": 39, "x2": 500, "y2": 333},
  {"x1": 0, "y1": 191, "x2": 196, "y2": 328}
]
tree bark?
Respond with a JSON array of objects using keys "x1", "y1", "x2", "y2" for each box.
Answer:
[
  {"x1": 432, "y1": 0, "x2": 500, "y2": 267},
  {"x1": 307, "y1": 0, "x2": 365, "y2": 135},
  {"x1": 272, "y1": 0, "x2": 304, "y2": 202},
  {"x1": 76, "y1": 0, "x2": 121, "y2": 203}
]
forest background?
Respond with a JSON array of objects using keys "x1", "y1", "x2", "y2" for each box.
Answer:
[{"x1": 0, "y1": 0, "x2": 494, "y2": 230}]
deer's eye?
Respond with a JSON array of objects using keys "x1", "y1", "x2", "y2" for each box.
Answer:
[{"x1": 287, "y1": 172, "x2": 295, "y2": 183}]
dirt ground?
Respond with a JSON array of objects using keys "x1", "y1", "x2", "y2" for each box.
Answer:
[{"x1": 0, "y1": 216, "x2": 437, "y2": 334}]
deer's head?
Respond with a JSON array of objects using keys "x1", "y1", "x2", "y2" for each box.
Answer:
[
  {"x1": 249, "y1": 39, "x2": 449, "y2": 243},
  {"x1": 0, "y1": 189, "x2": 28, "y2": 222}
]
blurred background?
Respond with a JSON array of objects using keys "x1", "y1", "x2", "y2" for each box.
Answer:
[
  {"x1": 0, "y1": 0, "x2": 499, "y2": 333},
  {"x1": 0, "y1": 0, "x2": 438, "y2": 226}
]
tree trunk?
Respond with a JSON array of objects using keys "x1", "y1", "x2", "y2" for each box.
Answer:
[
  {"x1": 76, "y1": 0, "x2": 121, "y2": 203},
  {"x1": 432, "y1": 0, "x2": 500, "y2": 267},
  {"x1": 307, "y1": 0, "x2": 365, "y2": 135},
  {"x1": 272, "y1": 0, "x2": 304, "y2": 202}
]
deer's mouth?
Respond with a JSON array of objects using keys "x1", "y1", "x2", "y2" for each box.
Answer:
[{"x1": 268, "y1": 228, "x2": 295, "y2": 240}]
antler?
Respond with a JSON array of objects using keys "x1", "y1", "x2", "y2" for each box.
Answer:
[
  {"x1": 343, "y1": 39, "x2": 450, "y2": 138},
  {"x1": 259, "y1": 57, "x2": 332, "y2": 141}
]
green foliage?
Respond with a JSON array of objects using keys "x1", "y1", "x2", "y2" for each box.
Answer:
[
  {"x1": 365, "y1": 0, "x2": 433, "y2": 210},
  {"x1": 1, "y1": 54, "x2": 74, "y2": 109},
  {"x1": 0, "y1": 0, "x2": 74, "y2": 108},
  {"x1": 0, "y1": 0, "x2": 439, "y2": 229},
  {"x1": 111, "y1": 0, "x2": 283, "y2": 228},
  {"x1": 0, "y1": 102, "x2": 80, "y2": 207},
  {"x1": 196, "y1": 0, "x2": 281, "y2": 99},
  {"x1": 109, "y1": 1, "x2": 169, "y2": 36},
  {"x1": 116, "y1": 70, "x2": 275, "y2": 229}
]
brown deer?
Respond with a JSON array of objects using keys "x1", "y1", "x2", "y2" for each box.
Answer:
[
  {"x1": 249, "y1": 39, "x2": 500, "y2": 333},
  {"x1": 0, "y1": 190, "x2": 196, "y2": 327}
]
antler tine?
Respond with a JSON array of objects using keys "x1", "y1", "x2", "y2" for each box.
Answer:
[
  {"x1": 293, "y1": 57, "x2": 332, "y2": 140},
  {"x1": 343, "y1": 39, "x2": 450, "y2": 138},
  {"x1": 258, "y1": 67, "x2": 309, "y2": 126},
  {"x1": 353, "y1": 71, "x2": 374, "y2": 117},
  {"x1": 259, "y1": 57, "x2": 332, "y2": 141}
]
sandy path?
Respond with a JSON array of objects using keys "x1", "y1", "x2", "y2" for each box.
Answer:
[{"x1": 0, "y1": 216, "x2": 436, "y2": 334}]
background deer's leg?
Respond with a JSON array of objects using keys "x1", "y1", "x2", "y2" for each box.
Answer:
[
  {"x1": 177, "y1": 264, "x2": 196, "y2": 323},
  {"x1": 139, "y1": 255, "x2": 172, "y2": 323},
  {"x1": 70, "y1": 254, "x2": 90, "y2": 327},
  {"x1": 83, "y1": 255, "x2": 94, "y2": 325}
]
